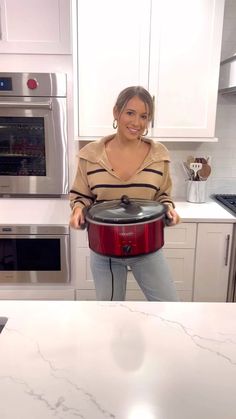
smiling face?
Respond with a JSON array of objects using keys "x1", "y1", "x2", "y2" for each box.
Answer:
[{"x1": 113, "y1": 96, "x2": 149, "y2": 141}]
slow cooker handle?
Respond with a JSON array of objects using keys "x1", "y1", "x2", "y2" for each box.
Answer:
[{"x1": 80, "y1": 206, "x2": 88, "y2": 230}]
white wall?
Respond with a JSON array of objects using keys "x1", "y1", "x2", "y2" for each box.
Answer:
[
  {"x1": 169, "y1": 93, "x2": 236, "y2": 199},
  {"x1": 169, "y1": 0, "x2": 236, "y2": 200}
]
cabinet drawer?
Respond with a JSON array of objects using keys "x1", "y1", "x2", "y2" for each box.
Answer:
[{"x1": 164, "y1": 223, "x2": 196, "y2": 248}]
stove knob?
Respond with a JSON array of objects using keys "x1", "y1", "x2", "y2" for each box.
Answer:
[{"x1": 122, "y1": 244, "x2": 132, "y2": 254}]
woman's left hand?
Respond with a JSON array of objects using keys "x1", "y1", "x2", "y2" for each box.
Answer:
[{"x1": 165, "y1": 207, "x2": 180, "y2": 226}]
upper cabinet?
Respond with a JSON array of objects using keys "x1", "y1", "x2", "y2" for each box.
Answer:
[
  {"x1": 0, "y1": 0, "x2": 71, "y2": 54},
  {"x1": 149, "y1": 0, "x2": 225, "y2": 139},
  {"x1": 76, "y1": 0, "x2": 150, "y2": 137},
  {"x1": 75, "y1": 0, "x2": 225, "y2": 141}
]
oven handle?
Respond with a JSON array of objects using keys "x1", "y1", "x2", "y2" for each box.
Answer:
[{"x1": 0, "y1": 101, "x2": 52, "y2": 109}]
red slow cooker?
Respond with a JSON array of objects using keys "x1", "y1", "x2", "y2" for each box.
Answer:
[{"x1": 85, "y1": 195, "x2": 167, "y2": 257}]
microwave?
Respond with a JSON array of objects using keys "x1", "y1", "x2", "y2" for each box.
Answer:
[{"x1": 0, "y1": 225, "x2": 70, "y2": 284}]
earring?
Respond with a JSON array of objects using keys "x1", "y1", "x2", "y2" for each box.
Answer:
[
  {"x1": 113, "y1": 119, "x2": 118, "y2": 129},
  {"x1": 143, "y1": 128, "x2": 148, "y2": 136}
]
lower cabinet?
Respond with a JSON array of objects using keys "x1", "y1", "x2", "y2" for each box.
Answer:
[
  {"x1": 0, "y1": 288, "x2": 75, "y2": 300},
  {"x1": 73, "y1": 222, "x2": 234, "y2": 302},
  {"x1": 74, "y1": 223, "x2": 196, "y2": 302},
  {"x1": 193, "y1": 223, "x2": 233, "y2": 302},
  {"x1": 2, "y1": 223, "x2": 230, "y2": 301},
  {"x1": 75, "y1": 289, "x2": 147, "y2": 301}
]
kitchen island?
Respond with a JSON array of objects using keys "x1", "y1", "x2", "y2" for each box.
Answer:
[{"x1": 0, "y1": 301, "x2": 236, "y2": 418}]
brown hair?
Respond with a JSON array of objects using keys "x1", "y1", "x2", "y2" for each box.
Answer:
[{"x1": 114, "y1": 86, "x2": 154, "y2": 121}]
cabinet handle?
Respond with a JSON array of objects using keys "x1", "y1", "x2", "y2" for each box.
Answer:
[
  {"x1": 151, "y1": 96, "x2": 155, "y2": 128},
  {"x1": 225, "y1": 234, "x2": 230, "y2": 266}
]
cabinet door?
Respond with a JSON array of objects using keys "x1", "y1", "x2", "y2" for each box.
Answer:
[
  {"x1": 75, "y1": 288, "x2": 192, "y2": 301},
  {"x1": 74, "y1": 246, "x2": 194, "y2": 301},
  {"x1": 193, "y1": 223, "x2": 233, "y2": 302},
  {"x1": 149, "y1": 0, "x2": 225, "y2": 139},
  {"x1": 127, "y1": 248, "x2": 194, "y2": 293},
  {"x1": 0, "y1": 288, "x2": 75, "y2": 300},
  {"x1": 77, "y1": 0, "x2": 150, "y2": 137},
  {"x1": 74, "y1": 247, "x2": 94, "y2": 289},
  {"x1": 0, "y1": 0, "x2": 71, "y2": 54},
  {"x1": 75, "y1": 289, "x2": 147, "y2": 301},
  {"x1": 164, "y1": 248, "x2": 194, "y2": 293}
]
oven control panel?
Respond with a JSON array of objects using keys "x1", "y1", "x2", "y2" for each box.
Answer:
[
  {"x1": 0, "y1": 77, "x2": 12, "y2": 91},
  {"x1": 0, "y1": 72, "x2": 66, "y2": 97}
]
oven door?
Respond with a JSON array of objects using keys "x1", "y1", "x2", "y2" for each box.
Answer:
[
  {"x1": 0, "y1": 233, "x2": 70, "y2": 284},
  {"x1": 0, "y1": 97, "x2": 68, "y2": 196}
]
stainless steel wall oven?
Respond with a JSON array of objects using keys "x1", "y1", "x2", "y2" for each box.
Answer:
[
  {"x1": 0, "y1": 72, "x2": 68, "y2": 196},
  {"x1": 0, "y1": 225, "x2": 70, "y2": 284}
]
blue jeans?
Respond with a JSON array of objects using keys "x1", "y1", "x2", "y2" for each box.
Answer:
[{"x1": 90, "y1": 249, "x2": 179, "y2": 301}]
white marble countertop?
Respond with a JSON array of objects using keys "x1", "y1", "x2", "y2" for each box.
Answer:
[
  {"x1": 0, "y1": 197, "x2": 235, "y2": 225},
  {"x1": 175, "y1": 198, "x2": 236, "y2": 222},
  {"x1": 0, "y1": 301, "x2": 236, "y2": 419}
]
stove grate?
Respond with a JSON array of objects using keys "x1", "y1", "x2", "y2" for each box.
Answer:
[{"x1": 213, "y1": 194, "x2": 236, "y2": 216}]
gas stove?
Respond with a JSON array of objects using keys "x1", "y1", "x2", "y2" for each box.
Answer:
[{"x1": 213, "y1": 194, "x2": 236, "y2": 216}]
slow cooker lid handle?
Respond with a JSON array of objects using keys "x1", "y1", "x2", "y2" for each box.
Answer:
[
  {"x1": 121, "y1": 195, "x2": 131, "y2": 206},
  {"x1": 120, "y1": 195, "x2": 142, "y2": 215}
]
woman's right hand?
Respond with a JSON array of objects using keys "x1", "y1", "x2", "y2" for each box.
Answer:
[{"x1": 69, "y1": 206, "x2": 86, "y2": 229}]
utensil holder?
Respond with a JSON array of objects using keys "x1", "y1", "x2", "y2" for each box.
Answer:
[{"x1": 187, "y1": 180, "x2": 207, "y2": 203}]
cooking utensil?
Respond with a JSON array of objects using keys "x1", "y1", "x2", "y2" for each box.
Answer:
[
  {"x1": 182, "y1": 162, "x2": 192, "y2": 180},
  {"x1": 190, "y1": 162, "x2": 202, "y2": 180},
  {"x1": 186, "y1": 155, "x2": 195, "y2": 168},
  {"x1": 85, "y1": 195, "x2": 167, "y2": 257},
  {"x1": 195, "y1": 157, "x2": 208, "y2": 164},
  {"x1": 198, "y1": 162, "x2": 211, "y2": 180}
]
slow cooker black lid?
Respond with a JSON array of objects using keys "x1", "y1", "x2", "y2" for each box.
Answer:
[{"x1": 86, "y1": 195, "x2": 167, "y2": 224}]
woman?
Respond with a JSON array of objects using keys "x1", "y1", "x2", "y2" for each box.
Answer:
[{"x1": 70, "y1": 86, "x2": 180, "y2": 301}]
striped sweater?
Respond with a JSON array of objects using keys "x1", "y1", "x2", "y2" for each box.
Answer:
[{"x1": 69, "y1": 135, "x2": 175, "y2": 211}]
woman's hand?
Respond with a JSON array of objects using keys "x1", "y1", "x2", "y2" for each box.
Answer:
[
  {"x1": 69, "y1": 206, "x2": 86, "y2": 229},
  {"x1": 165, "y1": 207, "x2": 180, "y2": 226}
]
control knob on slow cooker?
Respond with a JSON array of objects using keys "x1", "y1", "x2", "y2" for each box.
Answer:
[{"x1": 122, "y1": 244, "x2": 132, "y2": 254}]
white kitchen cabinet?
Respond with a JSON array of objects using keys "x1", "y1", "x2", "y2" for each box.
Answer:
[
  {"x1": 75, "y1": 289, "x2": 147, "y2": 301},
  {"x1": 76, "y1": 0, "x2": 224, "y2": 140},
  {"x1": 74, "y1": 223, "x2": 196, "y2": 302},
  {"x1": 0, "y1": 0, "x2": 71, "y2": 54},
  {"x1": 126, "y1": 223, "x2": 196, "y2": 301},
  {"x1": 149, "y1": 0, "x2": 224, "y2": 139},
  {"x1": 76, "y1": 0, "x2": 150, "y2": 137},
  {"x1": 0, "y1": 288, "x2": 75, "y2": 300},
  {"x1": 193, "y1": 223, "x2": 233, "y2": 302}
]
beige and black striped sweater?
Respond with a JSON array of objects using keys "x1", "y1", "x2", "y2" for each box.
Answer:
[{"x1": 69, "y1": 135, "x2": 175, "y2": 212}]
